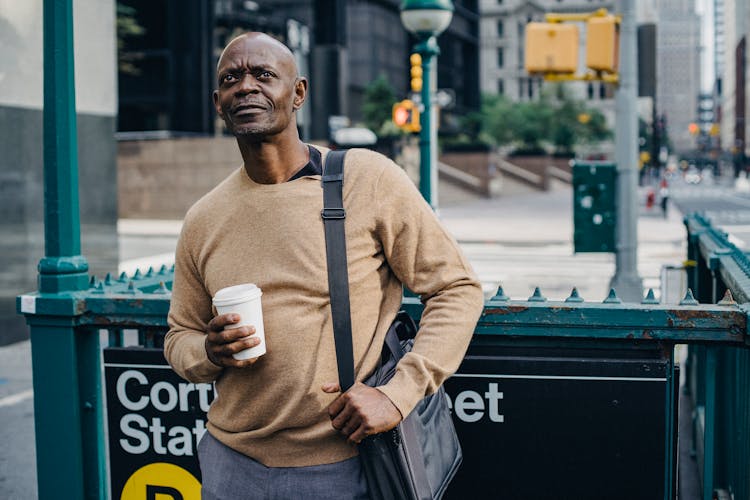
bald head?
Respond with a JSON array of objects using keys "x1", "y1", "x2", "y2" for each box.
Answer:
[
  {"x1": 212, "y1": 31, "x2": 308, "y2": 142},
  {"x1": 217, "y1": 32, "x2": 298, "y2": 78}
]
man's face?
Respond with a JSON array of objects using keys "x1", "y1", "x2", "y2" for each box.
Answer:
[{"x1": 213, "y1": 34, "x2": 306, "y2": 140}]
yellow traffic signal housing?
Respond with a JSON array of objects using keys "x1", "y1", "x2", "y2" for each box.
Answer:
[
  {"x1": 410, "y1": 53, "x2": 423, "y2": 92},
  {"x1": 586, "y1": 15, "x2": 619, "y2": 73},
  {"x1": 524, "y1": 22, "x2": 579, "y2": 74},
  {"x1": 392, "y1": 99, "x2": 420, "y2": 133}
]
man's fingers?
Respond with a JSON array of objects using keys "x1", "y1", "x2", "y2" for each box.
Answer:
[
  {"x1": 330, "y1": 398, "x2": 355, "y2": 429},
  {"x1": 208, "y1": 313, "x2": 240, "y2": 332},
  {"x1": 208, "y1": 325, "x2": 256, "y2": 345},
  {"x1": 215, "y1": 335, "x2": 260, "y2": 356},
  {"x1": 340, "y1": 414, "x2": 362, "y2": 439},
  {"x1": 348, "y1": 424, "x2": 369, "y2": 444},
  {"x1": 321, "y1": 383, "x2": 341, "y2": 393}
]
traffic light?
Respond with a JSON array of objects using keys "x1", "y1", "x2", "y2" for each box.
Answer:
[
  {"x1": 410, "y1": 53, "x2": 423, "y2": 92},
  {"x1": 524, "y1": 22, "x2": 579, "y2": 74},
  {"x1": 586, "y1": 15, "x2": 619, "y2": 73},
  {"x1": 688, "y1": 122, "x2": 699, "y2": 136},
  {"x1": 392, "y1": 99, "x2": 420, "y2": 133}
]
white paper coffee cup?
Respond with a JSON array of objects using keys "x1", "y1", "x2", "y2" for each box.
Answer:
[{"x1": 212, "y1": 283, "x2": 266, "y2": 360}]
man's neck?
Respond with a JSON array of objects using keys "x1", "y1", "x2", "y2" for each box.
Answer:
[{"x1": 237, "y1": 133, "x2": 309, "y2": 184}]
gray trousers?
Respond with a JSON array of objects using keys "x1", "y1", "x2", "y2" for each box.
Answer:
[{"x1": 198, "y1": 432, "x2": 369, "y2": 500}]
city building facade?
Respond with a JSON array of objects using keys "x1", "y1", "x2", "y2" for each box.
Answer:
[
  {"x1": 477, "y1": 0, "x2": 616, "y2": 159},
  {"x1": 656, "y1": 0, "x2": 702, "y2": 155},
  {"x1": 117, "y1": 0, "x2": 481, "y2": 141},
  {"x1": 717, "y1": 0, "x2": 750, "y2": 166}
]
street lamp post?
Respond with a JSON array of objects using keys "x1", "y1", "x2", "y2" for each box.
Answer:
[
  {"x1": 609, "y1": 0, "x2": 643, "y2": 302},
  {"x1": 400, "y1": 0, "x2": 454, "y2": 210}
]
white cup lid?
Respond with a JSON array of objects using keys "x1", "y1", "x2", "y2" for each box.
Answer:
[{"x1": 213, "y1": 283, "x2": 262, "y2": 306}]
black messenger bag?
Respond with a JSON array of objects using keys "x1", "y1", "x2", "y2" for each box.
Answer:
[{"x1": 321, "y1": 150, "x2": 463, "y2": 500}]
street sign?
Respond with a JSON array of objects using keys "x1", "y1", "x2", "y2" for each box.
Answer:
[
  {"x1": 435, "y1": 89, "x2": 455, "y2": 109},
  {"x1": 443, "y1": 346, "x2": 675, "y2": 499},
  {"x1": 104, "y1": 348, "x2": 214, "y2": 500}
]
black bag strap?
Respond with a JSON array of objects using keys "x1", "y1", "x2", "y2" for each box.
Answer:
[{"x1": 321, "y1": 150, "x2": 356, "y2": 392}]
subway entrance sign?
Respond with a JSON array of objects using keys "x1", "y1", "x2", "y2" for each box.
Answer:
[
  {"x1": 104, "y1": 348, "x2": 214, "y2": 500},
  {"x1": 443, "y1": 343, "x2": 677, "y2": 500},
  {"x1": 573, "y1": 162, "x2": 617, "y2": 252}
]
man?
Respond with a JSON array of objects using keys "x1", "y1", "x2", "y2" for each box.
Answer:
[{"x1": 164, "y1": 32, "x2": 484, "y2": 499}]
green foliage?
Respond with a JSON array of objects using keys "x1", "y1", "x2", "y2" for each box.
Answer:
[
  {"x1": 474, "y1": 86, "x2": 612, "y2": 155},
  {"x1": 361, "y1": 75, "x2": 398, "y2": 137},
  {"x1": 117, "y1": 3, "x2": 145, "y2": 75}
]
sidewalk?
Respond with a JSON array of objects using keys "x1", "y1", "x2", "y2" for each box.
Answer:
[{"x1": 118, "y1": 179, "x2": 687, "y2": 302}]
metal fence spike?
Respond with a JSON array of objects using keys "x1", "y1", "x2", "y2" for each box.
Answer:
[
  {"x1": 528, "y1": 287, "x2": 547, "y2": 302},
  {"x1": 717, "y1": 289, "x2": 736, "y2": 306},
  {"x1": 92, "y1": 282, "x2": 105, "y2": 294},
  {"x1": 171, "y1": 264, "x2": 175, "y2": 272},
  {"x1": 118, "y1": 272, "x2": 128, "y2": 282},
  {"x1": 133, "y1": 269, "x2": 142, "y2": 280},
  {"x1": 154, "y1": 281, "x2": 170, "y2": 295},
  {"x1": 125, "y1": 281, "x2": 137, "y2": 294},
  {"x1": 680, "y1": 289, "x2": 699, "y2": 305},
  {"x1": 89, "y1": 276, "x2": 97, "y2": 288},
  {"x1": 146, "y1": 267, "x2": 154, "y2": 277},
  {"x1": 565, "y1": 287, "x2": 584, "y2": 302},
  {"x1": 159, "y1": 264, "x2": 167, "y2": 275},
  {"x1": 104, "y1": 273, "x2": 112, "y2": 285},
  {"x1": 642, "y1": 288, "x2": 659, "y2": 304},
  {"x1": 603, "y1": 288, "x2": 622, "y2": 304},
  {"x1": 492, "y1": 285, "x2": 509, "y2": 301}
]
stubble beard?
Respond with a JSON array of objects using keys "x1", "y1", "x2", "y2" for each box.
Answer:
[{"x1": 223, "y1": 113, "x2": 290, "y2": 141}]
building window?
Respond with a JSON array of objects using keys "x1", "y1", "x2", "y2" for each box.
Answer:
[
  {"x1": 498, "y1": 79, "x2": 504, "y2": 95},
  {"x1": 528, "y1": 78, "x2": 534, "y2": 99},
  {"x1": 497, "y1": 20, "x2": 504, "y2": 37},
  {"x1": 519, "y1": 78, "x2": 525, "y2": 99},
  {"x1": 587, "y1": 83, "x2": 594, "y2": 100},
  {"x1": 498, "y1": 48, "x2": 504, "y2": 68},
  {"x1": 599, "y1": 83, "x2": 606, "y2": 99}
]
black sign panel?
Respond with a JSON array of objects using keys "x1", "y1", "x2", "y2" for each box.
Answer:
[
  {"x1": 443, "y1": 346, "x2": 674, "y2": 500},
  {"x1": 104, "y1": 345, "x2": 675, "y2": 499},
  {"x1": 104, "y1": 348, "x2": 215, "y2": 500}
]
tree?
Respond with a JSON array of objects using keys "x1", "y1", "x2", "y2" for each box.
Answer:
[
  {"x1": 361, "y1": 75, "x2": 398, "y2": 136},
  {"x1": 117, "y1": 2, "x2": 145, "y2": 75},
  {"x1": 547, "y1": 85, "x2": 611, "y2": 156},
  {"x1": 481, "y1": 94, "x2": 515, "y2": 146},
  {"x1": 509, "y1": 97, "x2": 553, "y2": 154}
]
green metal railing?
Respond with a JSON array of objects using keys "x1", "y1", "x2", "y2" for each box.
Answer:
[
  {"x1": 685, "y1": 213, "x2": 750, "y2": 500},
  {"x1": 19, "y1": 263, "x2": 749, "y2": 499}
]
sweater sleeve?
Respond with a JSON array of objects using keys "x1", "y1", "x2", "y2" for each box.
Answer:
[
  {"x1": 164, "y1": 217, "x2": 223, "y2": 383},
  {"x1": 371, "y1": 160, "x2": 485, "y2": 418}
]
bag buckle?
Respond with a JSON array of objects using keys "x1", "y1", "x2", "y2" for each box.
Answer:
[{"x1": 321, "y1": 208, "x2": 346, "y2": 219}]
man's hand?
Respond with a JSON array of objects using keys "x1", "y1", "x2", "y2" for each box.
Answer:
[
  {"x1": 322, "y1": 382, "x2": 403, "y2": 444},
  {"x1": 205, "y1": 314, "x2": 261, "y2": 368}
]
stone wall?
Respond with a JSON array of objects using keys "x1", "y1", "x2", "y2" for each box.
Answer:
[
  {"x1": 118, "y1": 136, "x2": 242, "y2": 219},
  {"x1": 439, "y1": 150, "x2": 499, "y2": 197}
]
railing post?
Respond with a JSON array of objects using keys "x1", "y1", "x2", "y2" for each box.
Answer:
[
  {"x1": 703, "y1": 347, "x2": 717, "y2": 500},
  {"x1": 19, "y1": 1, "x2": 106, "y2": 498}
]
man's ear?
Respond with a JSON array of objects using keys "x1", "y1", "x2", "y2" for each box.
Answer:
[
  {"x1": 292, "y1": 77, "x2": 308, "y2": 111},
  {"x1": 212, "y1": 90, "x2": 223, "y2": 118}
]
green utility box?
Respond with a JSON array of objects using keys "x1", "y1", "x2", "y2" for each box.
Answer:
[{"x1": 573, "y1": 162, "x2": 616, "y2": 253}]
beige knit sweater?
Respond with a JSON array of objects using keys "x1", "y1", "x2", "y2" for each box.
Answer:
[{"x1": 164, "y1": 146, "x2": 484, "y2": 467}]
